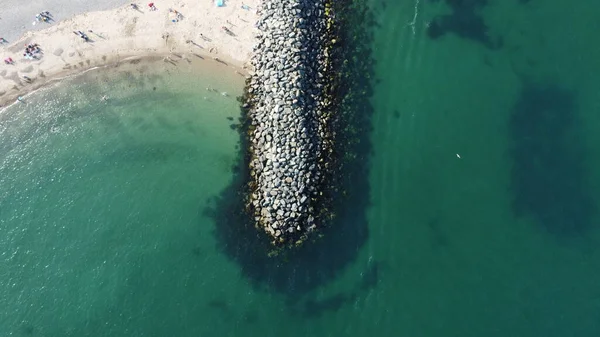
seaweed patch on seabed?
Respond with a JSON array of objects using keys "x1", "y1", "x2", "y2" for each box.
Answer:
[
  {"x1": 426, "y1": 0, "x2": 502, "y2": 50},
  {"x1": 509, "y1": 80, "x2": 594, "y2": 237},
  {"x1": 202, "y1": 0, "x2": 377, "y2": 308}
]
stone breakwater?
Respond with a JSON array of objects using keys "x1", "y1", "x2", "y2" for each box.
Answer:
[{"x1": 244, "y1": 0, "x2": 334, "y2": 245}]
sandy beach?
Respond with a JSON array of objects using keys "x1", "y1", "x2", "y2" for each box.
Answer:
[{"x1": 0, "y1": 0, "x2": 258, "y2": 107}]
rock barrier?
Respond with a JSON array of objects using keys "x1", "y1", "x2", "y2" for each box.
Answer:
[{"x1": 244, "y1": 0, "x2": 334, "y2": 245}]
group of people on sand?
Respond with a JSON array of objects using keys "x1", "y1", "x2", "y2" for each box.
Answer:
[
  {"x1": 23, "y1": 43, "x2": 42, "y2": 60},
  {"x1": 169, "y1": 8, "x2": 183, "y2": 22},
  {"x1": 1, "y1": 1, "x2": 253, "y2": 106},
  {"x1": 34, "y1": 11, "x2": 53, "y2": 24},
  {"x1": 2, "y1": 12, "x2": 49, "y2": 65},
  {"x1": 130, "y1": 3, "x2": 160, "y2": 12}
]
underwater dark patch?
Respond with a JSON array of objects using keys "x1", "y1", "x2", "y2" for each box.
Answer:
[
  {"x1": 509, "y1": 82, "x2": 593, "y2": 236},
  {"x1": 427, "y1": 0, "x2": 502, "y2": 50},
  {"x1": 283, "y1": 260, "x2": 383, "y2": 319}
]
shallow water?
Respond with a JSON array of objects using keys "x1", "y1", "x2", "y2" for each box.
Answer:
[
  {"x1": 0, "y1": 59, "x2": 254, "y2": 336},
  {"x1": 2, "y1": 0, "x2": 600, "y2": 336}
]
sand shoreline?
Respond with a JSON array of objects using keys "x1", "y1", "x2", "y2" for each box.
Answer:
[
  {"x1": 0, "y1": 52, "x2": 247, "y2": 111},
  {"x1": 0, "y1": 0, "x2": 258, "y2": 107}
]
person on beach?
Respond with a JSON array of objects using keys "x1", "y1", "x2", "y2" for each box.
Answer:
[
  {"x1": 221, "y1": 26, "x2": 234, "y2": 36},
  {"x1": 199, "y1": 33, "x2": 211, "y2": 42},
  {"x1": 0, "y1": 37, "x2": 7, "y2": 44},
  {"x1": 131, "y1": 3, "x2": 138, "y2": 10},
  {"x1": 23, "y1": 76, "x2": 32, "y2": 82},
  {"x1": 87, "y1": 30, "x2": 104, "y2": 39},
  {"x1": 75, "y1": 31, "x2": 90, "y2": 42}
]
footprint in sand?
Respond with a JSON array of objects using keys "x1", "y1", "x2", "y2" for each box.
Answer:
[{"x1": 6, "y1": 71, "x2": 20, "y2": 82}]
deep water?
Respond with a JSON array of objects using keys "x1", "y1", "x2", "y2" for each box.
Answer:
[{"x1": 2, "y1": 0, "x2": 600, "y2": 336}]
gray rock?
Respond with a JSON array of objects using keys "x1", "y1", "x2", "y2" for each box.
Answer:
[{"x1": 245, "y1": 0, "x2": 331, "y2": 238}]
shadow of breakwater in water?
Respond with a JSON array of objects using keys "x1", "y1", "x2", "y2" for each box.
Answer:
[
  {"x1": 203, "y1": 0, "x2": 377, "y2": 304},
  {"x1": 284, "y1": 259, "x2": 383, "y2": 318},
  {"x1": 509, "y1": 80, "x2": 594, "y2": 237},
  {"x1": 427, "y1": 0, "x2": 502, "y2": 50}
]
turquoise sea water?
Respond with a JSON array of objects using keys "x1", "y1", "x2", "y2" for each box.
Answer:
[{"x1": 2, "y1": 1, "x2": 600, "y2": 336}]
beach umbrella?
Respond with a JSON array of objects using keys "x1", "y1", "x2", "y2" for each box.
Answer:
[{"x1": 148, "y1": 2, "x2": 154, "y2": 7}]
